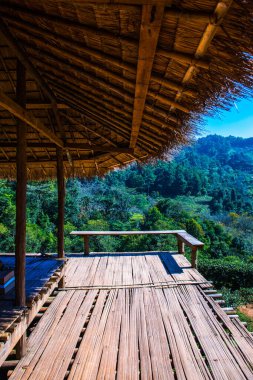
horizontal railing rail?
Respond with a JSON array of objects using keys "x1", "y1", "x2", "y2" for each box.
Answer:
[{"x1": 70, "y1": 230, "x2": 204, "y2": 268}]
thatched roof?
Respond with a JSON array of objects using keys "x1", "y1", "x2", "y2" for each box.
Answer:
[{"x1": 0, "y1": 0, "x2": 252, "y2": 179}]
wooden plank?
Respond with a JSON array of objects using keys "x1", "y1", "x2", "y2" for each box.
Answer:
[
  {"x1": 176, "y1": 231, "x2": 204, "y2": 247},
  {"x1": 0, "y1": 258, "x2": 65, "y2": 366},
  {"x1": 116, "y1": 289, "x2": 139, "y2": 380},
  {"x1": 177, "y1": 285, "x2": 253, "y2": 379},
  {"x1": 142, "y1": 288, "x2": 174, "y2": 379},
  {"x1": 27, "y1": 290, "x2": 97, "y2": 380},
  {"x1": 68, "y1": 290, "x2": 114, "y2": 379},
  {"x1": 0, "y1": 313, "x2": 27, "y2": 367},
  {"x1": 159, "y1": 287, "x2": 212, "y2": 379},
  {"x1": 137, "y1": 289, "x2": 153, "y2": 379},
  {"x1": 96, "y1": 289, "x2": 122, "y2": 379},
  {"x1": 9, "y1": 291, "x2": 74, "y2": 379},
  {"x1": 70, "y1": 229, "x2": 185, "y2": 236},
  {"x1": 129, "y1": 3, "x2": 166, "y2": 148}
]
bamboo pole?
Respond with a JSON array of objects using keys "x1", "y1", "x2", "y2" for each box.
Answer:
[
  {"x1": 52, "y1": 84, "x2": 164, "y2": 149},
  {"x1": 15, "y1": 60, "x2": 27, "y2": 358},
  {"x1": 56, "y1": 148, "x2": 65, "y2": 258},
  {"x1": 0, "y1": 5, "x2": 211, "y2": 69},
  {"x1": 4, "y1": 15, "x2": 197, "y2": 97},
  {"x1": 173, "y1": 0, "x2": 232, "y2": 106},
  {"x1": 45, "y1": 75, "x2": 175, "y2": 141},
  {"x1": 49, "y1": 82, "x2": 164, "y2": 144},
  {"x1": 27, "y1": 47, "x2": 180, "y2": 126},
  {"x1": 15, "y1": 61, "x2": 26, "y2": 307}
]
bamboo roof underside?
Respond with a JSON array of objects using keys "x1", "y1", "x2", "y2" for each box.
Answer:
[{"x1": 0, "y1": 0, "x2": 252, "y2": 179}]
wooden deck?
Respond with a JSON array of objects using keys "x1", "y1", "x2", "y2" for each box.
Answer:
[
  {"x1": 0, "y1": 255, "x2": 65, "y2": 366},
  {"x1": 7, "y1": 252, "x2": 253, "y2": 380}
]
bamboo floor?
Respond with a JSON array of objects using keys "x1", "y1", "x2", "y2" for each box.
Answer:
[
  {"x1": 0, "y1": 255, "x2": 65, "y2": 366},
  {"x1": 8, "y1": 252, "x2": 253, "y2": 380}
]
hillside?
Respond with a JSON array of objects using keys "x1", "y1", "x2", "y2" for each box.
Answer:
[{"x1": 0, "y1": 135, "x2": 253, "y2": 307}]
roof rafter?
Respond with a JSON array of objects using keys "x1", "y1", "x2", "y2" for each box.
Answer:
[
  {"x1": 2, "y1": 14, "x2": 198, "y2": 97},
  {"x1": 0, "y1": 141, "x2": 133, "y2": 153},
  {"x1": 0, "y1": 90, "x2": 63, "y2": 147},
  {"x1": 0, "y1": 6, "x2": 211, "y2": 70},
  {"x1": 130, "y1": 3, "x2": 166, "y2": 149},
  {"x1": 0, "y1": 19, "x2": 72, "y2": 158},
  {"x1": 26, "y1": 103, "x2": 68, "y2": 110},
  {"x1": 173, "y1": 0, "x2": 233, "y2": 106}
]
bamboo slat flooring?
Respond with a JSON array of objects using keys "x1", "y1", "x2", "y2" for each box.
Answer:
[
  {"x1": 9, "y1": 252, "x2": 253, "y2": 380},
  {"x1": 0, "y1": 256, "x2": 64, "y2": 331},
  {"x1": 0, "y1": 256, "x2": 64, "y2": 302},
  {"x1": 0, "y1": 255, "x2": 65, "y2": 366}
]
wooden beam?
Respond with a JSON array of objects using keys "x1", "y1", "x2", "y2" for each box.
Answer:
[
  {"x1": 0, "y1": 152, "x2": 132, "y2": 165},
  {"x1": 26, "y1": 103, "x2": 68, "y2": 110},
  {"x1": 1, "y1": 8, "x2": 211, "y2": 71},
  {"x1": 73, "y1": 1, "x2": 170, "y2": 4},
  {"x1": 173, "y1": 0, "x2": 232, "y2": 105},
  {"x1": 15, "y1": 61, "x2": 26, "y2": 310},
  {"x1": 61, "y1": 114, "x2": 118, "y2": 148},
  {"x1": 3, "y1": 14, "x2": 197, "y2": 97},
  {"x1": 13, "y1": 27, "x2": 134, "y2": 90},
  {"x1": 0, "y1": 19, "x2": 70, "y2": 158},
  {"x1": 0, "y1": 141, "x2": 134, "y2": 153},
  {"x1": 66, "y1": 144, "x2": 134, "y2": 153},
  {"x1": 57, "y1": 91, "x2": 159, "y2": 152},
  {"x1": 0, "y1": 20, "x2": 55, "y2": 103},
  {"x1": 0, "y1": 90, "x2": 64, "y2": 147},
  {"x1": 130, "y1": 3, "x2": 165, "y2": 149},
  {"x1": 56, "y1": 148, "x2": 65, "y2": 258}
]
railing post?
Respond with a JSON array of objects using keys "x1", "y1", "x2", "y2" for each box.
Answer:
[
  {"x1": 84, "y1": 235, "x2": 89, "y2": 256},
  {"x1": 177, "y1": 238, "x2": 185, "y2": 254},
  {"x1": 191, "y1": 247, "x2": 198, "y2": 269}
]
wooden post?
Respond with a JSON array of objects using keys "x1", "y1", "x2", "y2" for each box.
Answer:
[
  {"x1": 15, "y1": 60, "x2": 27, "y2": 357},
  {"x1": 56, "y1": 148, "x2": 65, "y2": 258},
  {"x1": 191, "y1": 247, "x2": 198, "y2": 269},
  {"x1": 15, "y1": 61, "x2": 26, "y2": 306},
  {"x1": 177, "y1": 239, "x2": 185, "y2": 254},
  {"x1": 84, "y1": 235, "x2": 89, "y2": 256}
]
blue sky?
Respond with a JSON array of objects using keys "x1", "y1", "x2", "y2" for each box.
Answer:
[{"x1": 200, "y1": 98, "x2": 253, "y2": 138}]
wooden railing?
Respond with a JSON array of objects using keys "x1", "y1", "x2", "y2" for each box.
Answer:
[{"x1": 70, "y1": 230, "x2": 204, "y2": 268}]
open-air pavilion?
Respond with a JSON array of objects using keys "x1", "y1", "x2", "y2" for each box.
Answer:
[{"x1": 0, "y1": 0, "x2": 253, "y2": 378}]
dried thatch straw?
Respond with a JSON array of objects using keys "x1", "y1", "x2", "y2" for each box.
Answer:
[{"x1": 0, "y1": 0, "x2": 252, "y2": 179}]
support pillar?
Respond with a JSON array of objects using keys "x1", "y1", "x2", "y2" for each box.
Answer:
[
  {"x1": 191, "y1": 247, "x2": 198, "y2": 269},
  {"x1": 56, "y1": 148, "x2": 65, "y2": 258},
  {"x1": 177, "y1": 239, "x2": 185, "y2": 254},
  {"x1": 15, "y1": 61, "x2": 27, "y2": 307},
  {"x1": 15, "y1": 60, "x2": 27, "y2": 357}
]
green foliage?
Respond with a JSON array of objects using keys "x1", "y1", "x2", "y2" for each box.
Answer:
[
  {"x1": 236, "y1": 310, "x2": 253, "y2": 332},
  {"x1": 220, "y1": 287, "x2": 253, "y2": 311},
  {"x1": 185, "y1": 218, "x2": 204, "y2": 240},
  {"x1": 198, "y1": 257, "x2": 253, "y2": 289},
  {"x1": 0, "y1": 135, "x2": 252, "y2": 261}
]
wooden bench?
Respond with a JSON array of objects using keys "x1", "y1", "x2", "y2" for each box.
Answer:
[{"x1": 70, "y1": 230, "x2": 204, "y2": 268}]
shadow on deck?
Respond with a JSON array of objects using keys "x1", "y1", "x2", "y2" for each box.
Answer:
[{"x1": 0, "y1": 255, "x2": 65, "y2": 368}]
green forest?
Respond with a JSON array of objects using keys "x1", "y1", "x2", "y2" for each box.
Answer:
[{"x1": 1, "y1": 134, "x2": 253, "y2": 310}]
